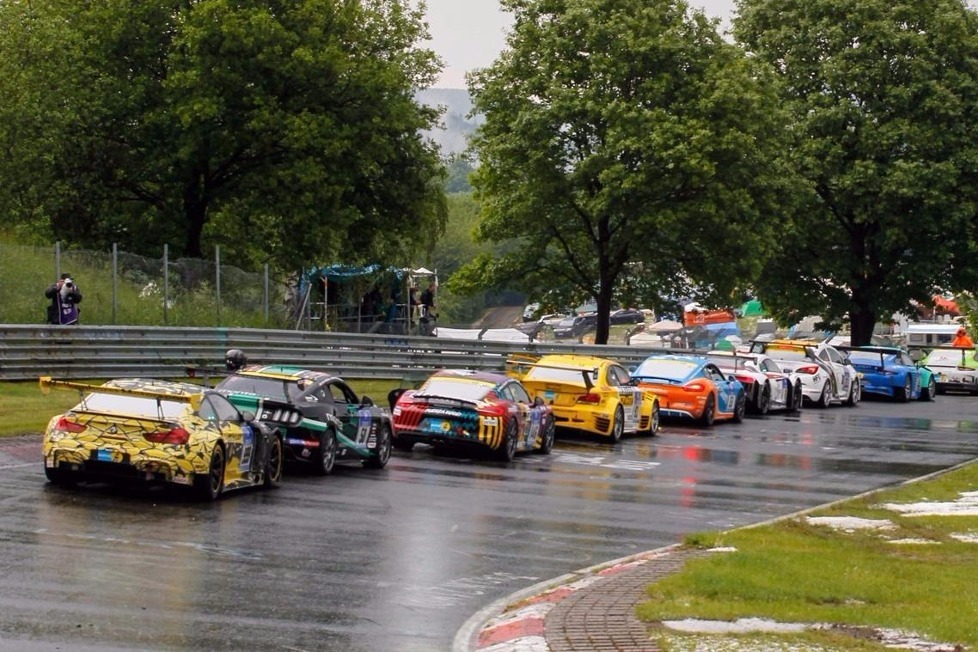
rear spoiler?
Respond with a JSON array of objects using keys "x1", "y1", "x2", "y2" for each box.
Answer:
[
  {"x1": 505, "y1": 356, "x2": 597, "y2": 392},
  {"x1": 39, "y1": 376, "x2": 202, "y2": 420}
]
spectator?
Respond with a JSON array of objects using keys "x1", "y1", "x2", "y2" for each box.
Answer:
[
  {"x1": 409, "y1": 284, "x2": 421, "y2": 326},
  {"x1": 420, "y1": 281, "x2": 437, "y2": 319},
  {"x1": 952, "y1": 326, "x2": 974, "y2": 348},
  {"x1": 45, "y1": 273, "x2": 82, "y2": 325}
]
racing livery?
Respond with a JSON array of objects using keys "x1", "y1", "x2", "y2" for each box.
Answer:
[
  {"x1": 749, "y1": 339, "x2": 860, "y2": 408},
  {"x1": 704, "y1": 351, "x2": 801, "y2": 414},
  {"x1": 631, "y1": 354, "x2": 746, "y2": 426},
  {"x1": 920, "y1": 347, "x2": 978, "y2": 395},
  {"x1": 216, "y1": 366, "x2": 392, "y2": 473},
  {"x1": 841, "y1": 345, "x2": 935, "y2": 401},
  {"x1": 390, "y1": 369, "x2": 555, "y2": 460},
  {"x1": 40, "y1": 377, "x2": 283, "y2": 500},
  {"x1": 506, "y1": 353, "x2": 659, "y2": 441}
]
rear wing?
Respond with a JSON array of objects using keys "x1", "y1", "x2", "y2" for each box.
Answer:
[
  {"x1": 505, "y1": 356, "x2": 597, "y2": 392},
  {"x1": 39, "y1": 376, "x2": 202, "y2": 419}
]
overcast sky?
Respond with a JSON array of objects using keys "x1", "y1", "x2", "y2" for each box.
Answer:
[{"x1": 422, "y1": 0, "x2": 737, "y2": 88}]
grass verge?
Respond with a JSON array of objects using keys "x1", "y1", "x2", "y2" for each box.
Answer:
[
  {"x1": 638, "y1": 460, "x2": 978, "y2": 650},
  {"x1": 0, "y1": 378, "x2": 405, "y2": 437}
]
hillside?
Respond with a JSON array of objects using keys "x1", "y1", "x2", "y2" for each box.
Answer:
[{"x1": 417, "y1": 88, "x2": 481, "y2": 156}]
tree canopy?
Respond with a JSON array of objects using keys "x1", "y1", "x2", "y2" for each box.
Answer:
[
  {"x1": 735, "y1": 0, "x2": 978, "y2": 344},
  {"x1": 0, "y1": 0, "x2": 447, "y2": 272},
  {"x1": 457, "y1": 0, "x2": 791, "y2": 343}
]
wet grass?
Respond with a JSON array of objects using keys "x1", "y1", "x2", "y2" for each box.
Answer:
[
  {"x1": 639, "y1": 460, "x2": 978, "y2": 650},
  {"x1": 0, "y1": 378, "x2": 404, "y2": 437}
]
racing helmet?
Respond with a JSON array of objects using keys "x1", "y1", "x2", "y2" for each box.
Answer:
[{"x1": 225, "y1": 348, "x2": 248, "y2": 372}]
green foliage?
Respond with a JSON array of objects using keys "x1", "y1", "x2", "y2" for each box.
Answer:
[
  {"x1": 0, "y1": 0, "x2": 447, "y2": 275},
  {"x1": 735, "y1": 0, "x2": 978, "y2": 345},
  {"x1": 464, "y1": 0, "x2": 790, "y2": 343}
]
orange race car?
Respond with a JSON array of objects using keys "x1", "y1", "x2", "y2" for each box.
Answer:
[{"x1": 630, "y1": 354, "x2": 746, "y2": 426}]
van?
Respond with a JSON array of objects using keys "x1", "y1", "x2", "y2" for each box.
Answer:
[{"x1": 904, "y1": 323, "x2": 961, "y2": 349}]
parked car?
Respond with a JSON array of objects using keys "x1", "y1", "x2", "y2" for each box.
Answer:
[
  {"x1": 919, "y1": 347, "x2": 978, "y2": 395},
  {"x1": 390, "y1": 369, "x2": 555, "y2": 460},
  {"x1": 609, "y1": 308, "x2": 645, "y2": 325},
  {"x1": 553, "y1": 314, "x2": 597, "y2": 339},
  {"x1": 216, "y1": 365, "x2": 392, "y2": 473},
  {"x1": 749, "y1": 339, "x2": 860, "y2": 408},
  {"x1": 40, "y1": 377, "x2": 283, "y2": 500},
  {"x1": 507, "y1": 353, "x2": 659, "y2": 441},
  {"x1": 630, "y1": 354, "x2": 746, "y2": 426},
  {"x1": 704, "y1": 351, "x2": 801, "y2": 414},
  {"x1": 522, "y1": 302, "x2": 541, "y2": 322},
  {"x1": 840, "y1": 346, "x2": 935, "y2": 401}
]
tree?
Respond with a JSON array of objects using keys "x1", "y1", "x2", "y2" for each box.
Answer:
[
  {"x1": 458, "y1": 0, "x2": 791, "y2": 344},
  {"x1": 0, "y1": 0, "x2": 446, "y2": 272},
  {"x1": 734, "y1": 0, "x2": 978, "y2": 345}
]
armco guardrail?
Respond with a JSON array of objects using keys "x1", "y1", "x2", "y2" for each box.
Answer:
[{"x1": 0, "y1": 325, "x2": 666, "y2": 382}]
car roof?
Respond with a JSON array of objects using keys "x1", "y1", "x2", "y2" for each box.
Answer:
[{"x1": 236, "y1": 365, "x2": 336, "y2": 382}]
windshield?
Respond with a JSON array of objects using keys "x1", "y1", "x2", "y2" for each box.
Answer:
[
  {"x1": 219, "y1": 375, "x2": 296, "y2": 402},
  {"x1": 416, "y1": 378, "x2": 494, "y2": 402},
  {"x1": 847, "y1": 351, "x2": 886, "y2": 366},
  {"x1": 633, "y1": 358, "x2": 698, "y2": 381},
  {"x1": 765, "y1": 347, "x2": 809, "y2": 363},
  {"x1": 75, "y1": 393, "x2": 189, "y2": 419},
  {"x1": 524, "y1": 366, "x2": 597, "y2": 385}
]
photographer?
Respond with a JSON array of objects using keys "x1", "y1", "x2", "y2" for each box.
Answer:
[{"x1": 45, "y1": 273, "x2": 82, "y2": 325}]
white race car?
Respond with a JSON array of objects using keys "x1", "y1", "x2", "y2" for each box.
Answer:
[
  {"x1": 705, "y1": 351, "x2": 802, "y2": 414},
  {"x1": 748, "y1": 340, "x2": 860, "y2": 408}
]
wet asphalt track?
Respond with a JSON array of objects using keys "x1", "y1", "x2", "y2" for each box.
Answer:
[{"x1": 1, "y1": 395, "x2": 977, "y2": 651}]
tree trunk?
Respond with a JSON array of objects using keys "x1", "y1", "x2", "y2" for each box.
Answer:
[
  {"x1": 182, "y1": 170, "x2": 208, "y2": 258},
  {"x1": 849, "y1": 300, "x2": 876, "y2": 346},
  {"x1": 594, "y1": 282, "x2": 614, "y2": 345}
]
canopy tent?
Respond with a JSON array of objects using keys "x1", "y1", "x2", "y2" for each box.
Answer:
[
  {"x1": 739, "y1": 298, "x2": 766, "y2": 317},
  {"x1": 295, "y1": 264, "x2": 437, "y2": 333}
]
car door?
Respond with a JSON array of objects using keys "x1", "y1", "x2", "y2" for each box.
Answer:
[
  {"x1": 825, "y1": 346, "x2": 853, "y2": 398},
  {"x1": 501, "y1": 381, "x2": 540, "y2": 451},
  {"x1": 608, "y1": 364, "x2": 642, "y2": 431},
  {"x1": 324, "y1": 379, "x2": 374, "y2": 447},
  {"x1": 705, "y1": 364, "x2": 738, "y2": 413},
  {"x1": 199, "y1": 392, "x2": 252, "y2": 478}
]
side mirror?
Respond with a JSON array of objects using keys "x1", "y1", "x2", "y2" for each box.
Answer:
[
  {"x1": 533, "y1": 396, "x2": 545, "y2": 407},
  {"x1": 241, "y1": 410, "x2": 256, "y2": 423},
  {"x1": 360, "y1": 395, "x2": 374, "y2": 407}
]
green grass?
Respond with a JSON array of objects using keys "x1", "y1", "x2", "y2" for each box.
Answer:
[
  {"x1": 639, "y1": 461, "x2": 978, "y2": 650},
  {"x1": 0, "y1": 378, "x2": 404, "y2": 437}
]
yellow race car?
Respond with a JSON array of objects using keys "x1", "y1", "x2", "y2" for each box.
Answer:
[
  {"x1": 40, "y1": 377, "x2": 284, "y2": 500},
  {"x1": 507, "y1": 354, "x2": 659, "y2": 441}
]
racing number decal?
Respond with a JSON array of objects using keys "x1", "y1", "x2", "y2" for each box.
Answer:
[
  {"x1": 240, "y1": 424, "x2": 255, "y2": 472},
  {"x1": 616, "y1": 387, "x2": 642, "y2": 428},
  {"x1": 355, "y1": 408, "x2": 372, "y2": 445}
]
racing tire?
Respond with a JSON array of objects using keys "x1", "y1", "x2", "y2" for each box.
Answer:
[
  {"x1": 643, "y1": 402, "x2": 661, "y2": 437},
  {"x1": 732, "y1": 391, "x2": 746, "y2": 424},
  {"x1": 700, "y1": 394, "x2": 716, "y2": 427},
  {"x1": 756, "y1": 382, "x2": 771, "y2": 416},
  {"x1": 263, "y1": 435, "x2": 284, "y2": 488},
  {"x1": 845, "y1": 378, "x2": 860, "y2": 407},
  {"x1": 193, "y1": 444, "x2": 225, "y2": 501},
  {"x1": 496, "y1": 419, "x2": 518, "y2": 462},
  {"x1": 363, "y1": 425, "x2": 392, "y2": 469},
  {"x1": 895, "y1": 377, "x2": 912, "y2": 403},
  {"x1": 789, "y1": 381, "x2": 803, "y2": 412},
  {"x1": 536, "y1": 415, "x2": 555, "y2": 455},
  {"x1": 816, "y1": 382, "x2": 830, "y2": 409},
  {"x1": 314, "y1": 430, "x2": 338, "y2": 476},
  {"x1": 920, "y1": 377, "x2": 937, "y2": 401},
  {"x1": 610, "y1": 406, "x2": 625, "y2": 443},
  {"x1": 44, "y1": 465, "x2": 78, "y2": 487}
]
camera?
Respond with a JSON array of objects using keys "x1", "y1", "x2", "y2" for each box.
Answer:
[{"x1": 60, "y1": 278, "x2": 76, "y2": 302}]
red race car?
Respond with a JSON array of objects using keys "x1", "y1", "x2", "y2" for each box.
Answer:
[{"x1": 390, "y1": 369, "x2": 555, "y2": 461}]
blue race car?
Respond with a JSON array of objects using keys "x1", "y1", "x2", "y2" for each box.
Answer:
[{"x1": 841, "y1": 346, "x2": 936, "y2": 402}]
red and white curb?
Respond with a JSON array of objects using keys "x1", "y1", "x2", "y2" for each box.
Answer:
[{"x1": 454, "y1": 545, "x2": 683, "y2": 652}]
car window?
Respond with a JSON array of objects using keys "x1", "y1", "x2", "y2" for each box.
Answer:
[
  {"x1": 827, "y1": 348, "x2": 844, "y2": 364},
  {"x1": 327, "y1": 380, "x2": 356, "y2": 404},
  {"x1": 506, "y1": 382, "x2": 531, "y2": 404},
  {"x1": 200, "y1": 393, "x2": 242, "y2": 423},
  {"x1": 610, "y1": 365, "x2": 630, "y2": 386}
]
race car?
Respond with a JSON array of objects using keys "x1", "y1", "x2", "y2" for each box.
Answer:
[
  {"x1": 704, "y1": 351, "x2": 802, "y2": 414},
  {"x1": 840, "y1": 345, "x2": 935, "y2": 401},
  {"x1": 919, "y1": 347, "x2": 978, "y2": 395},
  {"x1": 749, "y1": 339, "x2": 860, "y2": 408},
  {"x1": 506, "y1": 353, "x2": 659, "y2": 441},
  {"x1": 390, "y1": 369, "x2": 555, "y2": 460},
  {"x1": 40, "y1": 377, "x2": 283, "y2": 500},
  {"x1": 215, "y1": 365, "x2": 393, "y2": 473},
  {"x1": 630, "y1": 354, "x2": 746, "y2": 426}
]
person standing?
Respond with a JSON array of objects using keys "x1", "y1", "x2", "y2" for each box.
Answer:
[
  {"x1": 952, "y1": 326, "x2": 974, "y2": 348},
  {"x1": 419, "y1": 281, "x2": 437, "y2": 335},
  {"x1": 45, "y1": 273, "x2": 82, "y2": 325}
]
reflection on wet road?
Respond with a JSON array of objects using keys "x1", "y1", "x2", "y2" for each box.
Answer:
[{"x1": 1, "y1": 397, "x2": 977, "y2": 651}]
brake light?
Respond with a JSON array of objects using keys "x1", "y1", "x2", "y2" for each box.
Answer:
[
  {"x1": 144, "y1": 427, "x2": 191, "y2": 445},
  {"x1": 796, "y1": 365, "x2": 820, "y2": 375},
  {"x1": 683, "y1": 382, "x2": 706, "y2": 392},
  {"x1": 55, "y1": 416, "x2": 86, "y2": 433},
  {"x1": 734, "y1": 375, "x2": 755, "y2": 386},
  {"x1": 479, "y1": 403, "x2": 507, "y2": 418},
  {"x1": 576, "y1": 393, "x2": 602, "y2": 404}
]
